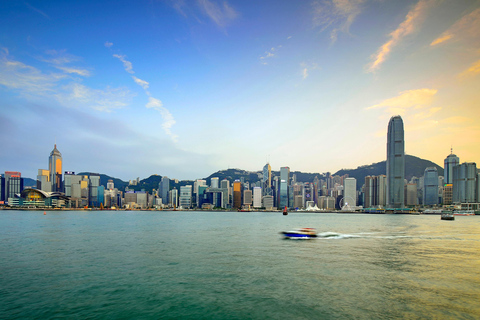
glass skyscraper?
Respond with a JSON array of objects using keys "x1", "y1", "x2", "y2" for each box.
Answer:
[
  {"x1": 444, "y1": 150, "x2": 459, "y2": 185},
  {"x1": 386, "y1": 116, "x2": 405, "y2": 208},
  {"x1": 49, "y1": 144, "x2": 63, "y2": 192},
  {"x1": 279, "y1": 166, "x2": 289, "y2": 208},
  {"x1": 423, "y1": 167, "x2": 439, "y2": 206}
]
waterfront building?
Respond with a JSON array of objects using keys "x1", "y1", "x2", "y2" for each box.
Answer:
[
  {"x1": 443, "y1": 184, "x2": 453, "y2": 205},
  {"x1": 294, "y1": 195, "x2": 303, "y2": 209},
  {"x1": 303, "y1": 183, "x2": 313, "y2": 208},
  {"x1": 444, "y1": 150, "x2": 459, "y2": 184},
  {"x1": 262, "y1": 195, "x2": 274, "y2": 210},
  {"x1": 197, "y1": 185, "x2": 208, "y2": 208},
  {"x1": 343, "y1": 178, "x2": 357, "y2": 208},
  {"x1": 169, "y1": 188, "x2": 178, "y2": 208},
  {"x1": 453, "y1": 162, "x2": 477, "y2": 203},
  {"x1": 423, "y1": 167, "x2": 439, "y2": 206},
  {"x1": 279, "y1": 166, "x2": 290, "y2": 208},
  {"x1": 386, "y1": 115, "x2": 405, "y2": 208},
  {"x1": 262, "y1": 163, "x2": 272, "y2": 197},
  {"x1": 3, "y1": 171, "x2": 24, "y2": 203},
  {"x1": 36, "y1": 169, "x2": 51, "y2": 192},
  {"x1": 124, "y1": 191, "x2": 137, "y2": 208},
  {"x1": 233, "y1": 180, "x2": 242, "y2": 209},
  {"x1": 253, "y1": 187, "x2": 262, "y2": 208},
  {"x1": 179, "y1": 185, "x2": 192, "y2": 209},
  {"x1": 136, "y1": 192, "x2": 147, "y2": 209},
  {"x1": 211, "y1": 177, "x2": 219, "y2": 206},
  {"x1": 89, "y1": 174, "x2": 100, "y2": 207},
  {"x1": 194, "y1": 179, "x2": 207, "y2": 196},
  {"x1": 49, "y1": 144, "x2": 63, "y2": 192},
  {"x1": 243, "y1": 189, "x2": 252, "y2": 206},
  {"x1": 159, "y1": 176, "x2": 170, "y2": 205},
  {"x1": 406, "y1": 183, "x2": 418, "y2": 206},
  {"x1": 107, "y1": 179, "x2": 114, "y2": 190},
  {"x1": 0, "y1": 174, "x2": 4, "y2": 202}
]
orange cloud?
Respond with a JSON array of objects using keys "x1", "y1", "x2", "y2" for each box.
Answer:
[
  {"x1": 459, "y1": 59, "x2": 480, "y2": 77},
  {"x1": 367, "y1": 88, "x2": 438, "y2": 113},
  {"x1": 367, "y1": 0, "x2": 434, "y2": 73},
  {"x1": 430, "y1": 8, "x2": 480, "y2": 46}
]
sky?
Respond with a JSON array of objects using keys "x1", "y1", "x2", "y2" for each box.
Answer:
[{"x1": 1, "y1": 0, "x2": 479, "y2": 181}]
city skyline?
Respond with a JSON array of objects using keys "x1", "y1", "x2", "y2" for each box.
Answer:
[{"x1": 1, "y1": 1, "x2": 480, "y2": 181}]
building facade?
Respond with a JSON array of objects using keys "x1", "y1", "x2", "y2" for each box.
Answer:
[{"x1": 386, "y1": 115, "x2": 405, "y2": 208}]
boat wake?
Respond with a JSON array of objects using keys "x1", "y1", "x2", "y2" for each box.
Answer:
[{"x1": 316, "y1": 232, "x2": 361, "y2": 239}]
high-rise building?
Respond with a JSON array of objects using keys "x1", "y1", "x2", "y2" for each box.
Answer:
[
  {"x1": 233, "y1": 180, "x2": 242, "y2": 209},
  {"x1": 243, "y1": 189, "x2": 252, "y2": 206},
  {"x1": 423, "y1": 167, "x2": 439, "y2": 206},
  {"x1": 279, "y1": 166, "x2": 290, "y2": 208},
  {"x1": 179, "y1": 185, "x2": 192, "y2": 209},
  {"x1": 169, "y1": 188, "x2": 178, "y2": 208},
  {"x1": 49, "y1": 144, "x2": 63, "y2": 192},
  {"x1": 386, "y1": 115, "x2": 405, "y2": 208},
  {"x1": 444, "y1": 149, "x2": 459, "y2": 185},
  {"x1": 0, "y1": 174, "x2": 4, "y2": 202},
  {"x1": 253, "y1": 187, "x2": 262, "y2": 208},
  {"x1": 406, "y1": 183, "x2": 418, "y2": 206},
  {"x1": 453, "y1": 162, "x2": 477, "y2": 203},
  {"x1": 37, "y1": 169, "x2": 51, "y2": 192},
  {"x1": 159, "y1": 176, "x2": 170, "y2": 205},
  {"x1": 262, "y1": 163, "x2": 272, "y2": 197},
  {"x1": 89, "y1": 174, "x2": 100, "y2": 207},
  {"x1": 4, "y1": 171, "x2": 23, "y2": 202},
  {"x1": 343, "y1": 177, "x2": 357, "y2": 208}
]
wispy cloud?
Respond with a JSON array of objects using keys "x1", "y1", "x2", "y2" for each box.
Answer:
[
  {"x1": 170, "y1": 0, "x2": 238, "y2": 31},
  {"x1": 24, "y1": 2, "x2": 49, "y2": 19},
  {"x1": 300, "y1": 62, "x2": 319, "y2": 80},
  {"x1": 146, "y1": 97, "x2": 178, "y2": 142},
  {"x1": 312, "y1": 0, "x2": 365, "y2": 43},
  {"x1": 111, "y1": 49, "x2": 177, "y2": 141},
  {"x1": 259, "y1": 46, "x2": 281, "y2": 65},
  {"x1": 0, "y1": 49, "x2": 132, "y2": 112},
  {"x1": 113, "y1": 54, "x2": 134, "y2": 74},
  {"x1": 132, "y1": 76, "x2": 149, "y2": 90},
  {"x1": 430, "y1": 8, "x2": 480, "y2": 46},
  {"x1": 367, "y1": 88, "x2": 438, "y2": 115},
  {"x1": 459, "y1": 59, "x2": 480, "y2": 77},
  {"x1": 41, "y1": 49, "x2": 91, "y2": 76},
  {"x1": 104, "y1": 41, "x2": 113, "y2": 48},
  {"x1": 366, "y1": 0, "x2": 434, "y2": 73}
]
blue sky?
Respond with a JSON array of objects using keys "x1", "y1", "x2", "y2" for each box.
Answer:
[{"x1": 1, "y1": 0, "x2": 479, "y2": 181}]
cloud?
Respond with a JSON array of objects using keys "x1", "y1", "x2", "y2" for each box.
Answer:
[
  {"x1": 24, "y1": 2, "x2": 49, "y2": 19},
  {"x1": 312, "y1": 0, "x2": 365, "y2": 43},
  {"x1": 198, "y1": 0, "x2": 238, "y2": 28},
  {"x1": 367, "y1": 88, "x2": 438, "y2": 114},
  {"x1": 259, "y1": 46, "x2": 281, "y2": 65},
  {"x1": 303, "y1": 68, "x2": 309, "y2": 80},
  {"x1": 430, "y1": 8, "x2": 480, "y2": 46},
  {"x1": 0, "y1": 49, "x2": 131, "y2": 112},
  {"x1": 132, "y1": 76, "x2": 149, "y2": 90},
  {"x1": 40, "y1": 50, "x2": 91, "y2": 77},
  {"x1": 55, "y1": 66, "x2": 91, "y2": 77},
  {"x1": 458, "y1": 59, "x2": 480, "y2": 77},
  {"x1": 146, "y1": 97, "x2": 178, "y2": 142},
  {"x1": 104, "y1": 41, "x2": 113, "y2": 48},
  {"x1": 366, "y1": 0, "x2": 434, "y2": 73},
  {"x1": 113, "y1": 54, "x2": 134, "y2": 74}
]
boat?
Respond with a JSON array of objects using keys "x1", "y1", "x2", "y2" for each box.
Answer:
[
  {"x1": 441, "y1": 213, "x2": 455, "y2": 220},
  {"x1": 453, "y1": 210, "x2": 475, "y2": 216},
  {"x1": 280, "y1": 228, "x2": 317, "y2": 239},
  {"x1": 283, "y1": 206, "x2": 288, "y2": 215}
]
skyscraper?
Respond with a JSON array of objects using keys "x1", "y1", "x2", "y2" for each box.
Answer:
[
  {"x1": 343, "y1": 177, "x2": 357, "y2": 208},
  {"x1": 453, "y1": 162, "x2": 477, "y2": 203},
  {"x1": 386, "y1": 116, "x2": 405, "y2": 208},
  {"x1": 279, "y1": 166, "x2": 290, "y2": 208},
  {"x1": 262, "y1": 163, "x2": 272, "y2": 197},
  {"x1": 159, "y1": 176, "x2": 170, "y2": 205},
  {"x1": 49, "y1": 144, "x2": 63, "y2": 192},
  {"x1": 444, "y1": 149, "x2": 459, "y2": 185},
  {"x1": 423, "y1": 167, "x2": 439, "y2": 206}
]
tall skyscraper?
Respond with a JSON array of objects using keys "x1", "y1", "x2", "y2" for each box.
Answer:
[
  {"x1": 49, "y1": 144, "x2": 63, "y2": 192},
  {"x1": 4, "y1": 171, "x2": 23, "y2": 202},
  {"x1": 343, "y1": 177, "x2": 357, "y2": 208},
  {"x1": 159, "y1": 176, "x2": 170, "y2": 205},
  {"x1": 444, "y1": 149, "x2": 459, "y2": 185},
  {"x1": 423, "y1": 167, "x2": 439, "y2": 206},
  {"x1": 262, "y1": 163, "x2": 272, "y2": 196},
  {"x1": 453, "y1": 162, "x2": 477, "y2": 203},
  {"x1": 386, "y1": 116, "x2": 405, "y2": 208},
  {"x1": 279, "y1": 166, "x2": 290, "y2": 208},
  {"x1": 233, "y1": 180, "x2": 242, "y2": 209}
]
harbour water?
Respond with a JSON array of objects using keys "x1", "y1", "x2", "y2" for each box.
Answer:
[{"x1": 1, "y1": 211, "x2": 479, "y2": 319}]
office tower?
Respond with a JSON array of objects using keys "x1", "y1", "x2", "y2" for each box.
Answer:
[
  {"x1": 197, "y1": 185, "x2": 208, "y2": 207},
  {"x1": 303, "y1": 183, "x2": 313, "y2": 208},
  {"x1": 406, "y1": 183, "x2": 418, "y2": 206},
  {"x1": 0, "y1": 174, "x2": 4, "y2": 202},
  {"x1": 194, "y1": 179, "x2": 206, "y2": 195},
  {"x1": 343, "y1": 177, "x2": 357, "y2": 208},
  {"x1": 89, "y1": 174, "x2": 100, "y2": 207},
  {"x1": 49, "y1": 144, "x2": 63, "y2": 192},
  {"x1": 364, "y1": 176, "x2": 374, "y2": 208},
  {"x1": 159, "y1": 176, "x2": 170, "y2": 205},
  {"x1": 423, "y1": 167, "x2": 439, "y2": 205},
  {"x1": 4, "y1": 172, "x2": 23, "y2": 202},
  {"x1": 233, "y1": 180, "x2": 242, "y2": 209},
  {"x1": 37, "y1": 169, "x2": 51, "y2": 192},
  {"x1": 262, "y1": 163, "x2": 272, "y2": 196},
  {"x1": 444, "y1": 149, "x2": 459, "y2": 184},
  {"x1": 107, "y1": 179, "x2": 114, "y2": 190},
  {"x1": 210, "y1": 177, "x2": 219, "y2": 206},
  {"x1": 179, "y1": 185, "x2": 192, "y2": 208},
  {"x1": 243, "y1": 189, "x2": 252, "y2": 206},
  {"x1": 443, "y1": 184, "x2": 453, "y2": 205},
  {"x1": 211, "y1": 177, "x2": 219, "y2": 188},
  {"x1": 253, "y1": 187, "x2": 262, "y2": 208},
  {"x1": 386, "y1": 115, "x2": 405, "y2": 208},
  {"x1": 169, "y1": 188, "x2": 178, "y2": 208},
  {"x1": 453, "y1": 162, "x2": 477, "y2": 203},
  {"x1": 279, "y1": 167, "x2": 290, "y2": 208}
]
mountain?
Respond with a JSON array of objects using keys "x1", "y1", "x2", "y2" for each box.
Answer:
[
  {"x1": 333, "y1": 154, "x2": 444, "y2": 189},
  {"x1": 23, "y1": 177, "x2": 37, "y2": 188},
  {"x1": 78, "y1": 172, "x2": 129, "y2": 191}
]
